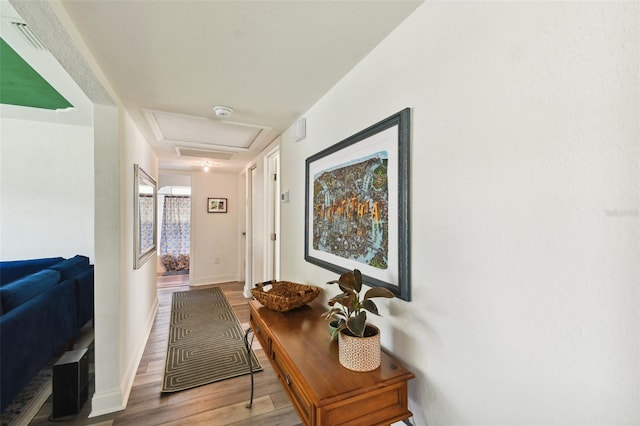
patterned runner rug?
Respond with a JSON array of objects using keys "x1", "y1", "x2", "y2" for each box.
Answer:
[{"x1": 162, "y1": 287, "x2": 262, "y2": 392}]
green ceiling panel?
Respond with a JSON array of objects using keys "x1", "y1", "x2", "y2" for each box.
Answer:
[{"x1": 0, "y1": 38, "x2": 73, "y2": 110}]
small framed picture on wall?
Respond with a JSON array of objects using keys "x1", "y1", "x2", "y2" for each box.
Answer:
[{"x1": 207, "y1": 197, "x2": 227, "y2": 213}]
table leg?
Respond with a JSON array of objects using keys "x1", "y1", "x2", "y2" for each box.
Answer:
[{"x1": 243, "y1": 327, "x2": 255, "y2": 409}]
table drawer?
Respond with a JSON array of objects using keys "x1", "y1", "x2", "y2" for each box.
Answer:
[
  {"x1": 249, "y1": 313, "x2": 271, "y2": 356},
  {"x1": 271, "y1": 346, "x2": 313, "y2": 425},
  {"x1": 320, "y1": 381, "x2": 411, "y2": 426}
]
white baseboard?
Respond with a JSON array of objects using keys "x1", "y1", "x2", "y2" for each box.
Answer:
[
  {"x1": 89, "y1": 295, "x2": 159, "y2": 417},
  {"x1": 89, "y1": 387, "x2": 125, "y2": 418},
  {"x1": 191, "y1": 274, "x2": 239, "y2": 286}
]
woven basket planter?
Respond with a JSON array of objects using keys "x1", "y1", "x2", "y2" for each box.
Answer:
[
  {"x1": 251, "y1": 280, "x2": 320, "y2": 312},
  {"x1": 338, "y1": 324, "x2": 381, "y2": 372}
]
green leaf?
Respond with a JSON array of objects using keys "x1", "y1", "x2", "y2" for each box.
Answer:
[
  {"x1": 353, "y1": 269, "x2": 363, "y2": 293},
  {"x1": 329, "y1": 291, "x2": 349, "y2": 303},
  {"x1": 346, "y1": 311, "x2": 367, "y2": 337},
  {"x1": 330, "y1": 323, "x2": 345, "y2": 340},
  {"x1": 337, "y1": 271, "x2": 357, "y2": 291},
  {"x1": 361, "y1": 299, "x2": 380, "y2": 316},
  {"x1": 363, "y1": 287, "x2": 395, "y2": 300},
  {"x1": 322, "y1": 307, "x2": 344, "y2": 320}
]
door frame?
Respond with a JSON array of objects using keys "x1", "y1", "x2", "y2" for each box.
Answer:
[
  {"x1": 243, "y1": 163, "x2": 257, "y2": 298},
  {"x1": 265, "y1": 147, "x2": 280, "y2": 281}
]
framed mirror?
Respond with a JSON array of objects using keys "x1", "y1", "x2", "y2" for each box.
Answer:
[{"x1": 134, "y1": 164, "x2": 157, "y2": 269}]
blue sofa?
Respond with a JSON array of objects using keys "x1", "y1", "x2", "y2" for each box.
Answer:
[{"x1": 0, "y1": 255, "x2": 94, "y2": 412}]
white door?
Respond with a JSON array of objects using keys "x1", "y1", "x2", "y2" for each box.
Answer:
[
  {"x1": 250, "y1": 165, "x2": 261, "y2": 285},
  {"x1": 243, "y1": 166, "x2": 257, "y2": 297},
  {"x1": 266, "y1": 149, "x2": 280, "y2": 281},
  {"x1": 239, "y1": 170, "x2": 246, "y2": 284}
]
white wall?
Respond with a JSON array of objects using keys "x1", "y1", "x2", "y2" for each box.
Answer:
[
  {"x1": 279, "y1": 2, "x2": 639, "y2": 425},
  {"x1": 117, "y1": 109, "x2": 159, "y2": 408},
  {"x1": 91, "y1": 103, "x2": 122, "y2": 415},
  {"x1": 190, "y1": 170, "x2": 241, "y2": 285},
  {"x1": 0, "y1": 117, "x2": 94, "y2": 261},
  {"x1": 158, "y1": 172, "x2": 190, "y2": 189},
  {"x1": 90, "y1": 103, "x2": 160, "y2": 418}
]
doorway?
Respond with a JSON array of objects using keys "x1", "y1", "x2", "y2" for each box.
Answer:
[
  {"x1": 243, "y1": 164, "x2": 257, "y2": 297},
  {"x1": 266, "y1": 148, "x2": 280, "y2": 281},
  {"x1": 243, "y1": 147, "x2": 280, "y2": 297},
  {"x1": 157, "y1": 174, "x2": 192, "y2": 277}
]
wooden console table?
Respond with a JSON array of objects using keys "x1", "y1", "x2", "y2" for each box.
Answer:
[{"x1": 248, "y1": 299, "x2": 414, "y2": 426}]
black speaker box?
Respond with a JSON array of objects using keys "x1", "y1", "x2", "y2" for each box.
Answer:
[{"x1": 52, "y1": 348, "x2": 89, "y2": 418}]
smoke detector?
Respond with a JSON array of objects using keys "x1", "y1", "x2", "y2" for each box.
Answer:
[{"x1": 213, "y1": 105, "x2": 233, "y2": 119}]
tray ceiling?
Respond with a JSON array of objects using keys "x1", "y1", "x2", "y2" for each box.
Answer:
[{"x1": 144, "y1": 109, "x2": 269, "y2": 152}]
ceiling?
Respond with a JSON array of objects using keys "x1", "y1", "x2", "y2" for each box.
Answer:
[{"x1": 7, "y1": 1, "x2": 423, "y2": 173}]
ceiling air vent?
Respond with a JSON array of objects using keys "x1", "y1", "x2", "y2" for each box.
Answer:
[
  {"x1": 8, "y1": 20, "x2": 48, "y2": 51},
  {"x1": 175, "y1": 146, "x2": 235, "y2": 161}
]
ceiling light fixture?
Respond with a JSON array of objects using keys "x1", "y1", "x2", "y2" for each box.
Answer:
[
  {"x1": 203, "y1": 161, "x2": 210, "y2": 172},
  {"x1": 213, "y1": 105, "x2": 233, "y2": 119}
]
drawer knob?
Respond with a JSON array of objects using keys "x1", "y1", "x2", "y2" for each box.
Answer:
[{"x1": 285, "y1": 374, "x2": 291, "y2": 386}]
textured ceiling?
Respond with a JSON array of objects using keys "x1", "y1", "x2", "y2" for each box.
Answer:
[{"x1": 7, "y1": 0, "x2": 423, "y2": 172}]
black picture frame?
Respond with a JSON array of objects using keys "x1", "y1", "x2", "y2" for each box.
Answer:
[
  {"x1": 305, "y1": 108, "x2": 411, "y2": 301},
  {"x1": 207, "y1": 197, "x2": 227, "y2": 213}
]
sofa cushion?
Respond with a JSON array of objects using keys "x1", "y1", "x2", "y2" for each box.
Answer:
[
  {"x1": 48, "y1": 255, "x2": 90, "y2": 281},
  {"x1": 0, "y1": 269, "x2": 61, "y2": 313},
  {"x1": 0, "y1": 278, "x2": 77, "y2": 411},
  {"x1": 0, "y1": 257, "x2": 64, "y2": 286},
  {"x1": 75, "y1": 265, "x2": 94, "y2": 327}
]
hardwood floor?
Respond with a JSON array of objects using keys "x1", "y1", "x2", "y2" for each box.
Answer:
[{"x1": 31, "y1": 275, "x2": 299, "y2": 425}]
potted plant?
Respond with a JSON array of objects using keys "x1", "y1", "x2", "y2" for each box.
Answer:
[{"x1": 323, "y1": 268, "x2": 395, "y2": 371}]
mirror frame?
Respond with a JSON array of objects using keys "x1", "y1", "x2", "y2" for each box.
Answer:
[{"x1": 134, "y1": 164, "x2": 157, "y2": 269}]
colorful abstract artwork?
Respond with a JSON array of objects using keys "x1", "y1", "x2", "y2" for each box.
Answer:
[{"x1": 312, "y1": 151, "x2": 389, "y2": 269}]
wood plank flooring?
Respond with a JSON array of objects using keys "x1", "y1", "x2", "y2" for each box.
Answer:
[{"x1": 30, "y1": 275, "x2": 299, "y2": 425}]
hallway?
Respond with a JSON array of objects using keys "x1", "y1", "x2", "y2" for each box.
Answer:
[{"x1": 32, "y1": 276, "x2": 298, "y2": 425}]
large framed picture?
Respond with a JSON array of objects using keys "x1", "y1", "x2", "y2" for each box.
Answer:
[{"x1": 305, "y1": 108, "x2": 411, "y2": 301}]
